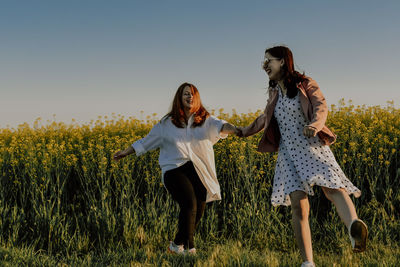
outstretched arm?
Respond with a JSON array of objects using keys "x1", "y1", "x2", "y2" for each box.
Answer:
[
  {"x1": 236, "y1": 112, "x2": 267, "y2": 138},
  {"x1": 113, "y1": 146, "x2": 135, "y2": 161},
  {"x1": 113, "y1": 122, "x2": 162, "y2": 161},
  {"x1": 236, "y1": 87, "x2": 275, "y2": 138}
]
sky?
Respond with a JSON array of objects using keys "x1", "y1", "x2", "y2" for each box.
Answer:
[{"x1": 1, "y1": 0, "x2": 399, "y2": 128}]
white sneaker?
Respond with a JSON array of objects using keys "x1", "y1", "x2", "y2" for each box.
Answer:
[
  {"x1": 349, "y1": 219, "x2": 368, "y2": 252},
  {"x1": 301, "y1": 261, "x2": 315, "y2": 267},
  {"x1": 167, "y1": 241, "x2": 185, "y2": 254},
  {"x1": 187, "y1": 247, "x2": 196, "y2": 255}
]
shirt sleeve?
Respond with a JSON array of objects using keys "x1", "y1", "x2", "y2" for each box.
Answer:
[
  {"x1": 207, "y1": 116, "x2": 228, "y2": 145},
  {"x1": 132, "y1": 122, "x2": 163, "y2": 156}
]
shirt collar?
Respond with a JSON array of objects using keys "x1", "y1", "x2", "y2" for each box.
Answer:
[{"x1": 187, "y1": 113, "x2": 195, "y2": 126}]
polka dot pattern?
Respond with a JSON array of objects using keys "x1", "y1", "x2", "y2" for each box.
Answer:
[{"x1": 271, "y1": 88, "x2": 361, "y2": 206}]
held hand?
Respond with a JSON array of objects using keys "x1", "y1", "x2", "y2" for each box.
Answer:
[
  {"x1": 303, "y1": 125, "x2": 318, "y2": 138},
  {"x1": 113, "y1": 150, "x2": 127, "y2": 161},
  {"x1": 235, "y1": 126, "x2": 244, "y2": 137}
]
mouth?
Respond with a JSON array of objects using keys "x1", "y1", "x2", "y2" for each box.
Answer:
[{"x1": 266, "y1": 69, "x2": 271, "y2": 75}]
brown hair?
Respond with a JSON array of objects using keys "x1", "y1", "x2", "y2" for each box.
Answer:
[
  {"x1": 164, "y1": 83, "x2": 209, "y2": 128},
  {"x1": 264, "y1": 46, "x2": 307, "y2": 98}
]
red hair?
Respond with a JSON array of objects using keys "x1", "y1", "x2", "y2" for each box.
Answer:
[{"x1": 165, "y1": 83, "x2": 209, "y2": 128}]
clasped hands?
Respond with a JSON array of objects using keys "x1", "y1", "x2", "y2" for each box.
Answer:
[{"x1": 234, "y1": 125, "x2": 317, "y2": 138}]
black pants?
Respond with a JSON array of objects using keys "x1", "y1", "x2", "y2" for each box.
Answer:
[{"x1": 164, "y1": 161, "x2": 207, "y2": 249}]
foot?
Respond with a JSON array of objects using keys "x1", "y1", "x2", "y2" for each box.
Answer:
[
  {"x1": 187, "y1": 247, "x2": 196, "y2": 255},
  {"x1": 301, "y1": 261, "x2": 315, "y2": 267},
  {"x1": 349, "y1": 219, "x2": 368, "y2": 253},
  {"x1": 167, "y1": 241, "x2": 185, "y2": 254}
]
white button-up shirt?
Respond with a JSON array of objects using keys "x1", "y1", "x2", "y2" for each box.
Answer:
[{"x1": 132, "y1": 115, "x2": 227, "y2": 202}]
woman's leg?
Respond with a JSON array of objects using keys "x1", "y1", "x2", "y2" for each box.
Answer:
[
  {"x1": 164, "y1": 166, "x2": 198, "y2": 249},
  {"x1": 290, "y1": 190, "x2": 313, "y2": 263},
  {"x1": 185, "y1": 162, "x2": 207, "y2": 233},
  {"x1": 321, "y1": 187, "x2": 357, "y2": 228},
  {"x1": 321, "y1": 187, "x2": 368, "y2": 252},
  {"x1": 194, "y1": 201, "x2": 206, "y2": 230}
]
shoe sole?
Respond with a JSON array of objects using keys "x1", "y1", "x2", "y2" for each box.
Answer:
[{"x1": 350, "y1": 220, "x2": 368, "y2": 253}]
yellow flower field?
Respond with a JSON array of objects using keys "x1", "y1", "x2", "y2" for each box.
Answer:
[{"x1": 0, "y1": 101, "x2": 399, "y2": 265}]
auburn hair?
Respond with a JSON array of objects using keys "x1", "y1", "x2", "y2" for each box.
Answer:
[
  {"x1": 164, "y1": 83, "x2": 209, "y2": 128},
  {"x1": 264, "y1": 46, "x2": 307, "y2": 98}
]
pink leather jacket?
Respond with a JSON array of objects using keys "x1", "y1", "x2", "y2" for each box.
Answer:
[{"x1": 241, "y1": 77, "x2": 337, "y2": 152}]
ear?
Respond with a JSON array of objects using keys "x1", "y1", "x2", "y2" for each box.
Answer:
[{"x1": 280, "y1": 58, "x2": 285, "y2": 67}]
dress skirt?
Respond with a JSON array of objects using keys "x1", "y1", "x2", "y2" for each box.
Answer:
[{"x1": 271, "y1": 89, "x2": 361, "y2": 206}]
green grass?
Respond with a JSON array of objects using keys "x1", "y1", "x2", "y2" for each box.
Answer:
[{"x1": 1, "y1": 239, "x2": 399, "y2": 266}]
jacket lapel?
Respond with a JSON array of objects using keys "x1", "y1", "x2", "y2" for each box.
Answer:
[{"x1": 266, "y1": 89, "x2": 279, "y2": 127}]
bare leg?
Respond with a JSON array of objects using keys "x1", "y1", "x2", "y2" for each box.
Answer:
[
  {"x1": 321, "y1": 187, "x2": 358, "y2": 228},
  {"x1": 290, "y1": 190, "x2": 313, "y2": 263}
]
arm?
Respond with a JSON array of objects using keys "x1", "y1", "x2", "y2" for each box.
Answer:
[
  {"x1": 238, "y1": 112, "x2": 267, "y2": 137},
  {"x1": 113, "y1": 122, "x2": 162, "y2": 161},
  {"x1": 113, "y1": 146, "x2": 135, "y2": 161},
  {"x1": 238, "y1": 87, "x2": 275, "y2": 137},
  {"x1": 305, "y1": 79, "x2": 328, "y2": 132},
  {"x1": 238, "y1": 92, "x2": 273, "y2": 137}
]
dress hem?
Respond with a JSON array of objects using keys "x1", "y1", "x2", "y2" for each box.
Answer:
[{"x1": 271, "y1": 184, "x2": 362, "y2": 206}]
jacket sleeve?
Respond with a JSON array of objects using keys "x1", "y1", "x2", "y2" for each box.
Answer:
[
  {"x1": 305, "y1": 79, "x2": 328, "y2": 132},
  {"x1": 241, "y1": 111, "x2": 267, "y2": 137},
  {"x1": 241, "y1": 88, "x2": 273, "y2": 137}
]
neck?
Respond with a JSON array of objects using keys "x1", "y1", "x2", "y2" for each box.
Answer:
[
  {"x1": 277, "y1": 80, "x2": 286, "y2": 90},
  {"x1": 184, "y1": 108, "x2": 193, "y2": 120}
]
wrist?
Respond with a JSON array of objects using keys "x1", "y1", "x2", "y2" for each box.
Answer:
[{"x1": 123, "y1": 148, "x2": 130, "y2": 156}]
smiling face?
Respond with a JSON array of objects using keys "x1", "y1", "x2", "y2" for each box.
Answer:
[
  {"x1": 181, "y1": 86, "x2": 194, "y2": 110},
  {"x1": 263, "y1": 52, "x2": 284, "y2": 81}
]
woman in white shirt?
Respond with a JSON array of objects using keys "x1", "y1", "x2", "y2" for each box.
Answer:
[{"x1": 113, "y1": 82, "x2": 238, "y2": 254}]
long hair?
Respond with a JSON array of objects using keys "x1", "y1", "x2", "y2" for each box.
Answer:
[
  {"x1": 264, "y1": 46, "x2": 307, "y2": 98},
  {"x1": 164, "y1": 83, "x2": 209, "y2": 128}
]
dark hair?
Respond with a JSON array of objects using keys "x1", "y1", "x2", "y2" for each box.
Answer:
[
  {"x1": 264, "y1": 46, "x2": 307, "y2": 98},
  {"x1": 164, "y1": 83, "x2": 209, "y2": 128}
]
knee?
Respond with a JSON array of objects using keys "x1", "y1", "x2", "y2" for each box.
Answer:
[
  {"x1": 292, "y1": 202, "x2": 309, "y2": 220},
  {"x1": 182, "y1": 197, "x2": 197, "y2": 213},
  {"x1": 291, "y1": 195, "x2": 309, "y2": 220},
  {"x1": 322, "y1": 187, "x2": 344, "y2": 201}
]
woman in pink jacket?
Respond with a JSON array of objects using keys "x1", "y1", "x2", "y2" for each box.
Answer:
[{"x1": 237, "y1": 46, "x2": 367, "y2": 267}]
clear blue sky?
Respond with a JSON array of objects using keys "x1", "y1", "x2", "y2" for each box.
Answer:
[{"x1": 1, "y1": 0, "x2": 399, "y2": 128}]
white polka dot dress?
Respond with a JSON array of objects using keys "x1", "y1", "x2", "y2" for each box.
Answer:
[{"x1": 271, "y1": 88, "x2": 361, "y2": 206}]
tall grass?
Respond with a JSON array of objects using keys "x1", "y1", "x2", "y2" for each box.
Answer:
[{"x1": 0, "y1": 100, "x2": 399, "y2": 265}]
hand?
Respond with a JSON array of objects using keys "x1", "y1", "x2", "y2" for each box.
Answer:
[
  {"x1": 235, "y1": 126, "x2": 244, "y2": 137},
  {"x1": 303, "y1": 125, "x2": 318, "y2": 138},
  {"x1": 113, "y1": 150, "x2": 127, "y2": 161}
]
